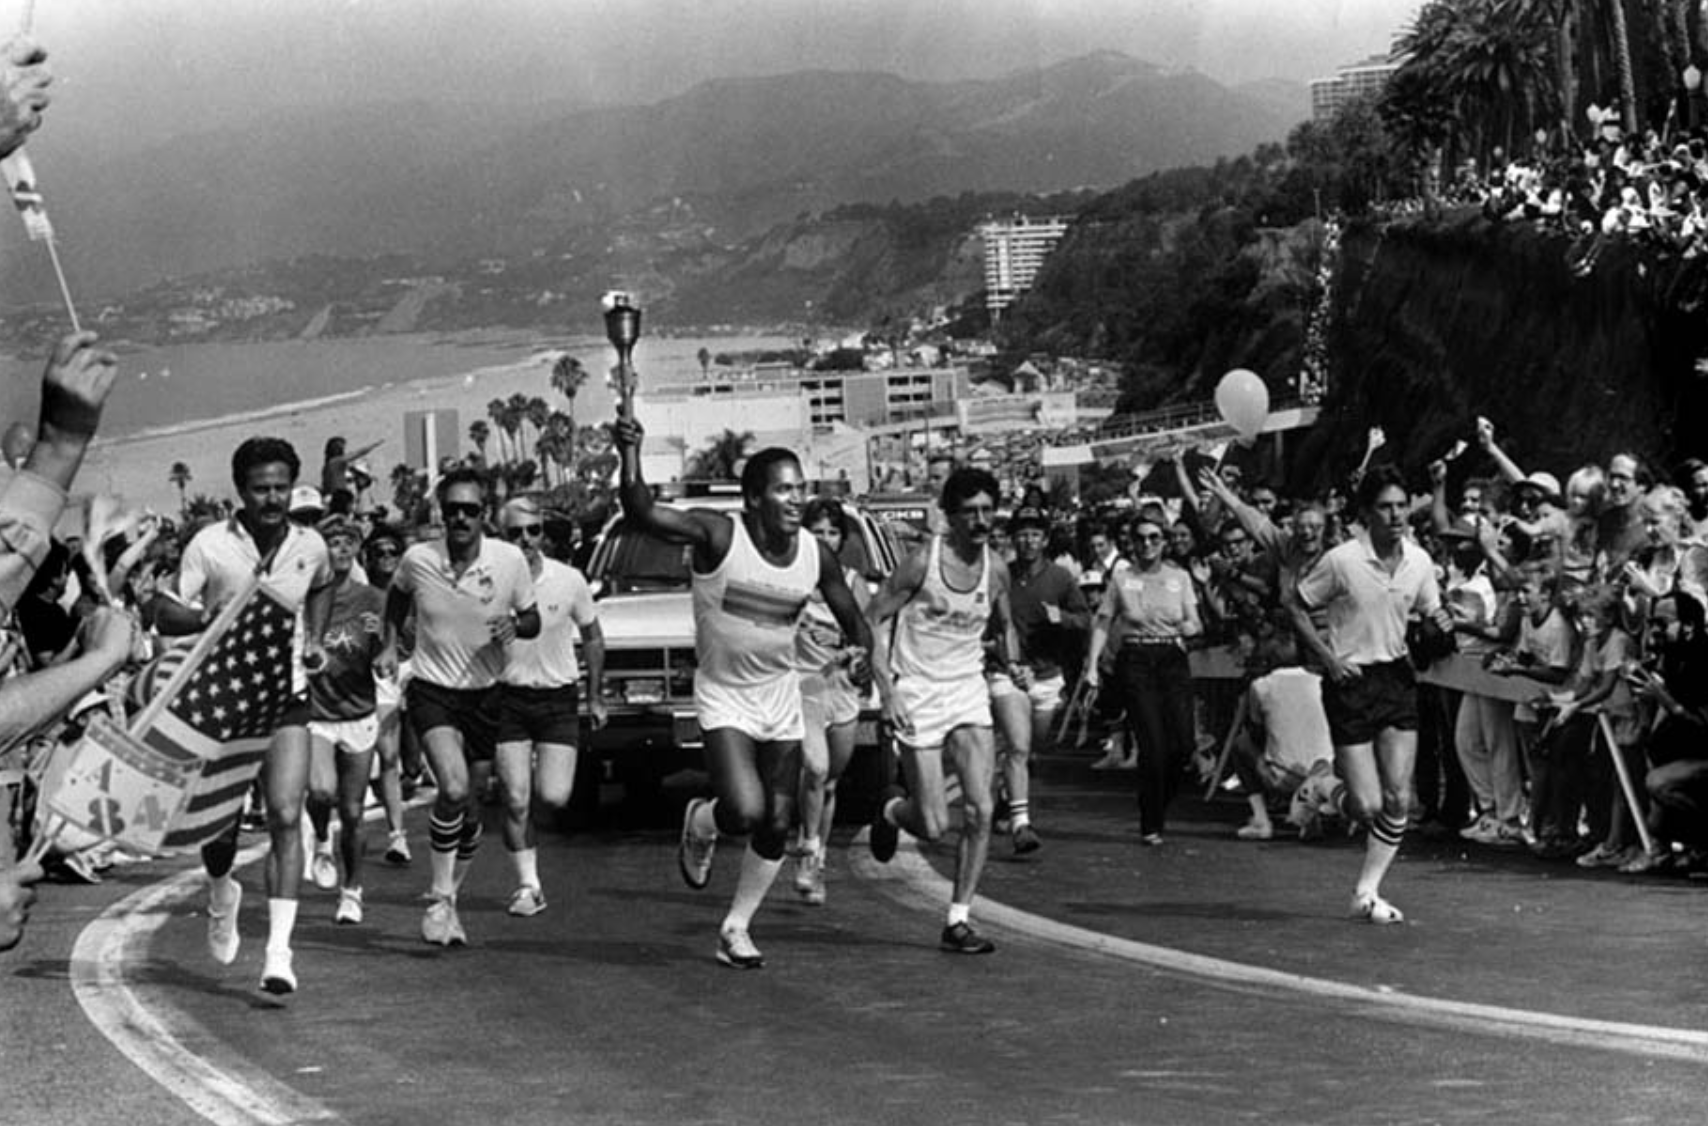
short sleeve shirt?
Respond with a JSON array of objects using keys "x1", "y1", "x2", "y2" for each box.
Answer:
[
  {"x1": 504, "y1": 558, "x2": 597, "y2": 688},
  {"x1": 1296, "y1": 533, "x2": 1442, "y2": 666},
  {"x1": 1098, "y1": 561, "x2": 1197, "y2": 641},
  {"x1": 177, "y1": 518, "x2": 334, "y2": 694},
  {"x1": 309, "y1": 580, "x2": 385, "y2": 720},
  {"x1": 393, "y1": 536, "x2": 536, "y2": 690}
]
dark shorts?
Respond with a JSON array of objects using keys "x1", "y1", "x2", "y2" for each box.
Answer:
[
  {"x1": 497, "y1": 684, "x2": 581, "y2": 747},
  {"x1": 1322, "y1": 659, "x2": 1419, "y2": 746},
  {"x1": 406, "y1": 679, "x2": 500, "y2": 762}
]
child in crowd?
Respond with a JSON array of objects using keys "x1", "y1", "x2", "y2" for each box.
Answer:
[
  {"x1": 1489, "y1": 561, "x2": 1577, "y2": 856},
  {"x1": 1231, "y1": 633, "x2": 1333, "y2": 841}
]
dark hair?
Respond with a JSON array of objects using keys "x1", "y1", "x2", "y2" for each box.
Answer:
[
  {"x1": 1355, "y1": 465, "x2": 1407, "y2": 511},
  {"x1": 25, "y1": 540, "x2": 70, "y2": 598},
  {"x1": 1676, "y1": 457, "x2": 1707, "y2": 485},
  {"x1": 364, "y1": 524, "x2": 405, "y2": 557},
  {"x1": 434, "y1": 465, "x2": 487, "y2": 503},
  {"x1": 231, "y1": 437, "x2": 301, "y2": 490},
  {"x1": 940, "y1": 467, "x2": 1000, "y2": 515},
  {"x1": 324, "y1": 436, "x2": 346, "y2": 460},
  {"x1": 740, "y1": 447, "x2": 801, "y2": 503},
  {"x1": 802, "y1": 497, "x2": 849, "y2": 538}
]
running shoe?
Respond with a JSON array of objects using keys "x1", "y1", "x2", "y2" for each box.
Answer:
[
  {"x1": 1458, "y1": 814, "x2": 1500, "y2": 844},
  {"x1": 384, "y1": 830, "x2": 412, "y2": 866},
  {"x1": 309, "y1": 847, "x2": 339, "y2": 891},
  {"x1": 1235, "y1": 820, "x2": 1274, "y2": 841},
  {"x1": 422, "y1": 895, "x2": 462, "y2": 946},
  {"x1": 1575, "y1": 842, "x2": 1629, "y2": 869},
  {"x1": 335, "y1": 887, "x2": 364, "y2": 925},
  {"x1": 1350, "y1": 891, "x2": 1404, "y2": 925},
  {"x1": 507, "y1": 885, "x2": 547, "y2": 917},
  {"x1": 678, "y1": 797, "x2": 717, "y2": 890},
  {"x1": 1012, "y1": 824, "x2": 1042, "y2": 855},
  {"x1": 1140, "y1": 832, "x2": 1164, "y2": 846},
  {"x1": 939, "y1": 921, "x2": 996, "y2": 955},
  {"x1": 206, "y1": 877, "x2": 242, "y2": 965},
  {"x1": 869, "y1": 785, "x2": 904, "y2": 863},
  {"x1": 716, "y1": 926, "x2": 764, "y2": 969},
  {"x1": 259, "y1": 948, "x2": 296, "y2": 995},
  {"x1": 794, "y1": 852, "x2": 826, "y2": 906}
]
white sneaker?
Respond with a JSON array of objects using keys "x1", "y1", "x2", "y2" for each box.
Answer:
[
  {"x1": 206, "y1": 877, "x2": 242, "y2": 965},
  {"x1": 259, "y1": 948, "x2": 296, "y2": 995},
  {"x1": 335, "y1": 886, "x2": 364, "y2": 925},
  {"x1": 1458, "y1": 814, "x2": 1499, "y2": 844},
  {"x1": 677, "y1": 798, "x2": 717, "y2": 889},
  {"x1": 309, "y1": 847, "x2": 339, "y2": 891},
  {"x1": 794, "y1": 852, "x2": 826, "y2": 906},
  {"x1": 506, "y1": 885, "x2": 547, "y2": 917},
  {"x1": 716, "y1": 925, "x2": 763, "y2": 969},
  {"x1": 1351, "y1": 891, "x2": 1404, "y2": 925},
  {"x1": 384, "y1": 830, "x2": 412, "y2": 865},
  {"x1": 422, "y1": 895, "x2": 462, "y2": 946}
]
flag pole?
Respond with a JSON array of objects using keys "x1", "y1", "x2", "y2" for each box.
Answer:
[{"x1": 42, "y1": 236, "x2": 79, "y2": 333}]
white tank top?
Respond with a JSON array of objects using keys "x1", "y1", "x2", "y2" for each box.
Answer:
[
  {"x1": 891, "y1": 536, "x2": 990, "y2": 681},
  {"x1": 693, "y1": 516, "x2": 818, "y2": 694}
]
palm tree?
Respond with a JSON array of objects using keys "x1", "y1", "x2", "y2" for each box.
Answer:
[
  {"x1": 697, "y1": 346, "x2": 712, "y2": 382},
  {"x1": 486, "y1": 398, "x2": 512, "y2": 464},
  {"x1": 167, "y1": 461, "x2": 192, "y2": 516},
  {"x1": 550, "y1": 355, "x2": 587, "y2": 410},
  {"x1": 504, "y1": 392, "x2": 532, "y2": 464},
  {"x1": 1608, "y1": 0, "x2": 1638, "y2": 132},
  {"x1": 469, "y1": 419, "x2": 491, "y2": 463},
  {"x1": 687, "y1": 429, "x2": 753, "y2": 481}
]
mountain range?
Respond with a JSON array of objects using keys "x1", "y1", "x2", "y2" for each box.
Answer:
[{"x1": 0, "y1": 52, "x2": 1305, "y2": 304}]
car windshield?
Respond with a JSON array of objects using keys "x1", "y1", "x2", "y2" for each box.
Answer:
[{"x1": 596, "y1": 521, "x2": 696, "y2": 593}]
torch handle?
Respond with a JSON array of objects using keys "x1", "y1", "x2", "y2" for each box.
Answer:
[{"x1": 615, "y1": 345, "x2": 636, "y2": 424}]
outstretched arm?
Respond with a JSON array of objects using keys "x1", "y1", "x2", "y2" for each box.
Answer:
[
  {"x1": 612, "y1": 417, "x2": 719, "y2": 551},
  {"x1": 1476, "y1": 417, "x2": 1525, "y2": 484}
]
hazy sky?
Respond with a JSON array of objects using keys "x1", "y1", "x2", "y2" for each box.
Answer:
[{"x1": 27, "y1": 0, "x2": 1421, "y2": 148}]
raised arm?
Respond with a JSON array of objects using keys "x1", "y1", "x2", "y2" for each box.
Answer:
[
  {"x1": 1197, "y1": 466, "x2": 1278, "y2": 547},
  {"x1": 1476, "y1": 417, "x2": 1526, "y2": 484},
  {"x1": 612, "y1": 417, "x2": 720, "y2": 552}
]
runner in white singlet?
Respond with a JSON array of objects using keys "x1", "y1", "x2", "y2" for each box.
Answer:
[
  {"x1": 867, "y1": 466, "x2": 1025, "y2": 956},
  {"x1": 614, "y1": 419, "x2": 871, "y2": 970}
]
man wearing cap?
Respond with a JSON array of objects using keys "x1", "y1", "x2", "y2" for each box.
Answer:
[{"x1": 989, "y1": 506, "x2": 1088, "y2": 854}]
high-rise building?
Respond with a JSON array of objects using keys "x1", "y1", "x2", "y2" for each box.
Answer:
[
  {"x1": 1310, "y1": 52, "x2": 1404, "y2": 122},
  {"x1": 979, "y1": 216, "x2": 1071, "y2": 319}
]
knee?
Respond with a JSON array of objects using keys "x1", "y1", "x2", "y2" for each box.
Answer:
[
  {"x1": 266, "y1": 797, "x2": 303, "y2": 830},
  {"x1": 1343, "y1": 792, "x2": 1380, "y2": 825},
  {"x1": 718, "y1": 797, "x2": 765, "y2": 837},
  {"x1": 535, "y1": 779, "x2": 572, "y2": 811},
  {"x1": 338, "y1": 796, "x2": 365, "y2": 825},
  {"x1": 502, "y1": 791, "x2": 531, "y2": 821},
  {"x1": 433, "y1": 784, "x2": 470, "y2": 814},
  {"x1": 799, "y1": 756, "x2": 830, "y2": 788}
]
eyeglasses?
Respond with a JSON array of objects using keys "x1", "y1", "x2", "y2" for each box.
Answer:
[
  {"x1": 505, "y1": 524, "x2": 544, "y2": 541},
  {"x1": 442, "y1": 501, "x2": 483, "y2": 519}
]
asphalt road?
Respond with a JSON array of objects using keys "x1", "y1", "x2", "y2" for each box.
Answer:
[{"x1": 5, "y1": 768, "x2": 1705, "y2": 1126}]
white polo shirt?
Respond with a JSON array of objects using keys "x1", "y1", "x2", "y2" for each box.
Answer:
[
  {"x1": 393, "y1": 535, "x2": 535, "y2": 690},
  {"x1": 1296, "y1": 533, "x2": 1440, "y2": 667},
  {"x1": 504, "y1": 558, "x2": 597, "y2": 688},
  {"x1": 178, "y1": 517, "x2": 333, "y2": 694}
]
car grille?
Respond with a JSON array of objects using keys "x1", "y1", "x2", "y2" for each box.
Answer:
[{"x1": 600, "y1": 647, "x2": 696, "y2": 707}]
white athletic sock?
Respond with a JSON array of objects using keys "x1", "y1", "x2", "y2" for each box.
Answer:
[
  {"x1": 266, "y1": 897, "x2": 298, "y2": 954},
  {"x1": 429, "y1": 847, "x2": 456, "y2": 898},
  {"x1": 946, "y1": 902, "x2": 971, "y2": 927},
  {"x1": 452, "y1": 856, "x2": 474, "y2": 894},
  {"x1": 690, "y1": 798, "x2": 720, "y2": 840},
  {"x1": 721, "y1": 844, "x2": 782, "y2": 933},
  {"x1": 881, "y1": 796, "x2": 903, "y2": 826},
  {"x1": 1355, "y1": 837, "x2": 1400, "y2": 900},
  {"x1": 513, "y1": 846, "x2": 540, "y2": 889},
  {"x1": 800, "y1": 835, "x2": 821, "y2": 859}
]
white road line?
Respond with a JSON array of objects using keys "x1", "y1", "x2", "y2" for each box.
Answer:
[
  {"x1": 849, "y1": 833, "x2": 1708, "y2": 1063},
  {"x1": 71, "y1": 843, "x2": 341, "y2": 1126}
]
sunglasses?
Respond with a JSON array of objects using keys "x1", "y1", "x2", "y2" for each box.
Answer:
[
  {"x1": 505, "y1": 524, "x2": 544, "y2": 541},
  {"x1": 442, "y1": 501, "x2": 483, "y2": 519}
]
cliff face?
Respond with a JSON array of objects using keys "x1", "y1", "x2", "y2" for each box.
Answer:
[{"x1": 1290, "y1": 214, "x2": 1708, "y2": 494}]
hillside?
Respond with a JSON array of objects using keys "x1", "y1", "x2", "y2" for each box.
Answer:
[{"x1": 0, "y1": 52, "x2": 1302, "y2": 302}]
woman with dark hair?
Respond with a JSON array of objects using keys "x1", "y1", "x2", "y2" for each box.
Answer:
[
  {"x1": 17, "y1": 540, "x2": 78, "y2": 668},
  {"x1": 1082, "y1": 511, "x2": 1202, "y2": 845},
  {"x1": 1629, "y1": 592, "x2": 1708, "y2": 871}
]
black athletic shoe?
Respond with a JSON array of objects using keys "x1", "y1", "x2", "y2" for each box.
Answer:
[
  {"x1": 939, "y1": 922, "x2": 996, "y2": 955},
  {"x1": 869, "y1": 785, "x2": 903, "y2": 863}
]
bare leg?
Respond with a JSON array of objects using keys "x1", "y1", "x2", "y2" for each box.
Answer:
[{"x1": 945, "y1": 724, "x2": 996, "y2": 909}]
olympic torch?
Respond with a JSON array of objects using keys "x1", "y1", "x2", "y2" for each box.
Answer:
[{"x1": 602, "y1": 290, "x2": 642, "y2": 424}]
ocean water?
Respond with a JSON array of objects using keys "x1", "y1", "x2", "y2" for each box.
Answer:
[{"x1": 0, "y1": 328, "x2": 799, "y2": 444}]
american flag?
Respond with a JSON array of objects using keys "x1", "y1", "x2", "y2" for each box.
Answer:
[{"x1": 147, "y1": 585, "x2": 297, "y2": 848}]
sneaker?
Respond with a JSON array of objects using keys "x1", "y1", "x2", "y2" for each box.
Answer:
[
  {"x1": 1012, "y1": 823, "x2": 1042, "y2": 855},
  {"x1": 1140, "y1": 832, "x2": 1164, "y2": 846},
  {"x1": 335, "y1": 887, "x2": 364, "y2": 925},
  {"x1": 716, "y1": 926, "x2": 764, "y2": 969},
  {"x1": 1350, "y1": 891, "x2": 1404, "y2": 925},
  {"x1": 1459, "y1": 814, "x2": 1501, "y2": 844},
  {"x1": 1619, "y1": 848, "x2": 1667, "y2": 875},
  {"x1": 1090, "y1": 738, "x2": 1126, "y2": 770},
  {"x1": 422, "y1": 895, "x2": 465, "y2": 946},
  {"x1": 384, "y1": 831, "x2": 412, "y2": 866},
  {"x1": 1490, "y1": 822, "x2": 1527, "y2": 848},
  {"x1": 1575, "y1": 842, "x2": 1626, "y2": 869},
  {"x1": 1235, "y1": 820, "x2": 1274, "y2": 841},
  {"x1": 677, "y1": 798, "x2": 717, "y2": 890},
  {"x1": 259, "y1": 948, "x2": 296, "y2": 995},
  {"x1": 507, "y1": 885, "x2": 547, "y2": 917},
  {"x1": 939, "y1": 921, "x2": 996, "y2": 955},
  {"x1": 207, "y1": 878, "x2": 243, "y2": 965},
  {"x1": 309, "y1": 847, "x2": 339, "y2": 891},
  {"x1": 793, "y1": 851, "x2": 825, "y2": 905},
  {"x1": 869, "y1": 785, "x2": 904, "y2": 863}
]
